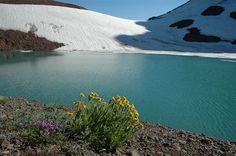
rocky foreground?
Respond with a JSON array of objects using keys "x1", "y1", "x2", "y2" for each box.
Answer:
[{"x1": 0, "y1": 96, "x2": 236, "y2": 156}]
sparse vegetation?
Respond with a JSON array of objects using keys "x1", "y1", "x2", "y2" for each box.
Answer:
[
  {"x1": 67, "y1": 92, "x2": 143, "y2": 151},
  {"x1": 1, "y1": 92, "x2": 143, "y2": 152},
  {"x1": 0, "y1": 97, "x2": 8, "y2": 104},
  {"x1": 1, "y1": 96, "x2": 235, "y2": 155}
]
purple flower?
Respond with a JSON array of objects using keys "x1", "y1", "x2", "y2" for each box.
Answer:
[{"x1": 32, "y1": 120, "x2": 65, "y2": 136}]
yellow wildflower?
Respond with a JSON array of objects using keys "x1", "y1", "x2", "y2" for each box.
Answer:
[
  {"x1": 76, "y1": 103, "x2": 87, "y2": 109},
  {"x1": 134, "y1": 117, "x2": 139, "y2": 122},
  {"x1": 98, "y1": 97, "x2": 103, "y2": 103},
  {"x1": 88, "y1": 95, "x2": 92, "y2": 101},
  {"x1": 133, "y1": 110, "x2": 139, "y2": 117},
  {"x1": 129, "y1": 104, "x2": 135, "y2": 110},
  {"x1": 118, "y1": 100, "x2": 124, "y2": 107},
  {"x1": 91, "y1": 91, "x2": 98, "y2": 96},
  {"x1": 67, "y1": 111, "x2": 74, "y2": 116},
  {"x1": 130, "y1": 112, "x2": 135, "y2": 118},
  {"x1": 140, "y1": 123, "x2": 144, "y2": 129},
  {"x1": 123, "y1": 96, "x2": 129, "y2": 104},
  {"x1": 80, "y1": 92, "x2": 85, "y2": 97}
]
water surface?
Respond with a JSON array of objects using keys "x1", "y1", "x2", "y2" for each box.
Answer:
[{"x1": 0, "y1": 52, "x2": 235, "y2": 141}]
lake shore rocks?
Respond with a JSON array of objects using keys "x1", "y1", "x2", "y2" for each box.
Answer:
[{"x1": 0, "y1": 97, "x2": 236, "y2": 155}]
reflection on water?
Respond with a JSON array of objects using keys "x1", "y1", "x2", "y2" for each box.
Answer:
[
  {"x1": 0, "y1": 51, "x2": 62, "y2": 63},
  {"x1": 0, "y1": 52, "x2": 236, "y2": 141}
]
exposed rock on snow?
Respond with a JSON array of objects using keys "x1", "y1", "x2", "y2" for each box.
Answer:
[
  {"x1": 169, "y1": 19, "x2": 194, "y2": 29},
  {"x1": 0, "y1": 29, "x2": 64, "y2": 51},
  {"x1": 232, "y1": 40, "x2": 236, "y2": 45},
  {"x1": 230, "y1": 11, "x2": 236, "y2": 19},
  {"x1": 183, "y1": 28, "x2": 221, "y2": 43},
  {"x1": 201, "y1": 6, "x2": 225, "y2": 16},
  {"x1": 117, "y1": 0, "x2": 236, "y2": 53}
]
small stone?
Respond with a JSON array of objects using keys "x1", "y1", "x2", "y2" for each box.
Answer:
[
  {"x1": 154, "y1": 136, "x2": 159, "y2": 142},
  {"x1": 0, "y1": 135, "x2": 6, "y2": 145},
  {"x1": 1, "y1": 151, "x2": 10, "y2": 155},
  {"x1": 186, "y1": 138, "x2": 195, "y2": 142},
  {"x1": 130, "y1": 149, "x2": 140, "y2": 156},
  {"x1": 1, "y1": 114, "x2": 7, "y2": 119},
  {"x1": 173, "y1": 143, "x2": 181, "y2": 151},
  {"x1": 12, "y1": 149, "x2": 20, "y2": 156},
  {"x1": 6, "y1": 144, "x2": 14, "y2": 150},
  {"x1": 230, "y1": 145, "x2": 236, "y2": 152},
  {"x1": 99, "y1": 149, "x2": 106, "y2": 153},
  {"x1": 157, "y1": 151, "x2": 164, "y2": 156},
  {"x1": 8, "y1": 115, "x2": 14, "y2": 120},
  {"x1": 182, "y1": 149, "x2": 187, "y2": 154},
  {"x1": 217, "y1": 150, "x2": 224, "y2": 155},
  {"x1": 164, "y1": 154, "x2": 171, "y2": 156},
  {"x1": 1, "y1": 140, "x2": 10, "y2": 149},
  {"x1": 179, "y1": 140, "x2": 187, "y2": 145}
]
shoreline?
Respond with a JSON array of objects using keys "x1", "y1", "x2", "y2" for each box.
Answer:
[
  {"x1": 0, "y1": 96, "x2": 236, "y2": 155},
  {"x1": 1, "y1": 50, "x2": 236, "y2": 60}
]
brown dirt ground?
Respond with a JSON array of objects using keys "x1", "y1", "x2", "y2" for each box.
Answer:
[{"x1": 0, "y1": 0, "x2": 86, "y2": 10}]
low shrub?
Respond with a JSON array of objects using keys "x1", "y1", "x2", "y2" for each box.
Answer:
[
  {"x1": 0, "y1": 97, "x2": 8, "y2": 104},
  {"x1": 23, "y1": 119, "x2": 65, "y2": 146},
  {"x1": 67, "y1": 92, "x2": 143, "y2": 151}
]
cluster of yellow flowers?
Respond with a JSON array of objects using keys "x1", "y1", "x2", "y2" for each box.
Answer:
[
  {"x1": 66, "y1": 92, "x2": 87, "y2": 116},
  {"x1": 67, "y1": 111, "x2": 74, "y2": 116},
  {"x1": 67, "y1": 92, "x2": 144, "y2": 129},
  {"x1": 75, "y1": 101, "x2": 87, "y2": 109},
  {"x1": 112, "y1": 96, "x2": 144, "y2": 129},
  {"x1": 87, "y1": 92, "x2": 104, "y2": 103}
]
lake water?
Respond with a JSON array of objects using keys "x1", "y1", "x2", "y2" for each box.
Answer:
[{"x1": 0, "y1": 52, "x2": 236, "y2": 141}]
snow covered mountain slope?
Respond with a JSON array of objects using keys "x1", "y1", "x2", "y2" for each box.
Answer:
[
  {"x1": 0, "y1": 0, "x2": 236, "y2": 57},
  {"x1": 0, "y1": 3, "x2": 147, "y2": 51},
  {"x1": 117, "y1": 0, "x2": 236, "y2": 53}
]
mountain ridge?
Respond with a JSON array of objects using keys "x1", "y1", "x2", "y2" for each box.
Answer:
[
  {"x1": 0, "y1": 0, "x2": 86, "y2": 10},
  {"x1": 0, "y1": 0, "x2": 236, "y2": 58}
]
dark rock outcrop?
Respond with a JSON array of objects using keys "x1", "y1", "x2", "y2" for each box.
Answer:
[
  {"x1": 169, "y1": 19, "x2": 194, "y2": 29},
  {"x1": 0, "y1": 0, "x2": 86, "y2": 10},
  {"x1": 183, "y1": 27, "x2": 221, "y2": 42},
  {"x1": 232, "y1": 40, "x2": 236, "y2": 45},
  {"x1": 201, "y1": 6, "x2": 225, "y2": 16},
  {"x1": 148, "y1": 16, "x2": 162, "y2": 20},
  {"x1": 230, "y1": 11, "x2": 236, "y2": 19},
  {"x1": 0, "y1": 29, "x2": 64, "y2": 51}
]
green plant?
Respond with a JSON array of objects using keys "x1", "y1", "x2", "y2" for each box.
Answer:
[
  {"x1": 0, "y1": 98, "x2": 8, "y2": 104},
  {"x1": 23, "y1": 119, "x2": 65, "y2": 146},
  {"x1": 67, "y1": 92, "x2": 143, "y2": 151},
  {"x1": 12, "y1": 108, "x2": 68, "y2": 128}
]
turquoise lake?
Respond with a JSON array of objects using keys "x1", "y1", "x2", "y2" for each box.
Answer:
[{"x1": 0, "y1": 52, "x2": 235, "y2": 141}]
